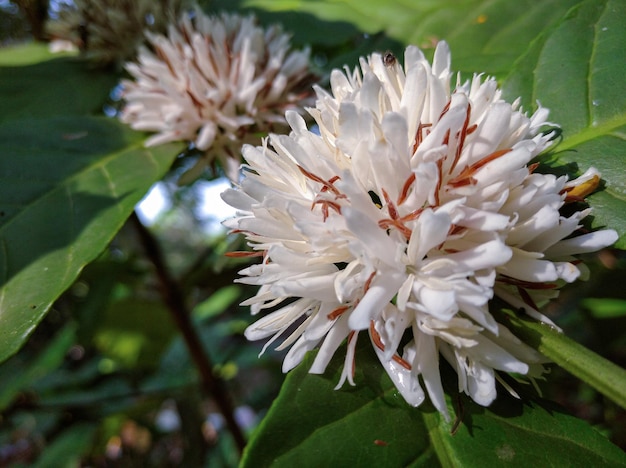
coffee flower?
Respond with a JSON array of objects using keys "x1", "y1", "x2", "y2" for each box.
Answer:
[
  {"x1": 119, "y1": 9, "x2": 315, "y2": 182},
  {"x1": 222, "y1": 43, "x2": 617, "y2": 419},
  {"x1": 46, "y1": 0, "x2": 186, "y2": 66}
]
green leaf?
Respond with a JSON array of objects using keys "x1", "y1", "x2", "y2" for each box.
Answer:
[
  {"x1": 242, "y1": 340, "x2": 626, "y2": 467},
  {"x1": 582, "y1": 298, "x2": 626, "y2": 319},
  {"x1": 30, "y1": 423, "x2": 97, "y2": 468},
  {"x1": 503, "y1": 0, "x2": 626, "y2": 248},
  {"x1": 0, "y1": 49, "x2": 119, "y2": 123},
  {"x1": 212, "y1": 0, "x2": 360, "y2": 47},
  {"x1": 37, "y1": 376, "x2": 137, "y2": 411},
  {"x1": 192, "y1": 285, "x2": 242, "y2": 321},
  {"x1": 0, "y1": 323, "x2": 76, "y2": 411},
  {"x1": 244, "y1": 0, "x2": 580, "y2": 77},
  {"x1": 0, "y1": 117, "x2": 181, "y2": 363},
  {"x1": 94, "y1": 297, "x2": 177, "y2": 368}
]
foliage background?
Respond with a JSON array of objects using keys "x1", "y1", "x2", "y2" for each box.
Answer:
[{"x1": 0, "y1": 0, "x2": 624, "y2": 466}]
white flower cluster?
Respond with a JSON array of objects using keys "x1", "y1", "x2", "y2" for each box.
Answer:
[
  {"x1": 120, "y1": 8, "x2": 315, "y2": 182},
  {"x1": 46, "y1": 0, "x2": 187, "y2": 66},
  {"x1": 223, "y1": 43, "x2": 617, "y2": 418}
]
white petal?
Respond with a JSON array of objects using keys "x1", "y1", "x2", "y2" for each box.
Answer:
[
  {"x1": 545, "y1": 230, "x2": 618, "y2": 257},
  {"x1": 309, "y1": 314, "x2": 351, "y2": 374},
  {"x1": 413, "y1": 329, "x2": 449, "y2": 420},
  {"x1": 370, "y1": 333, "x2": 426, "y2": 408},
  {"x1": 419, "y1": 287, "x2": 457, "y2": 320},
  {"x1": 467, "y1": 361, "x2": 497, "y2": 407},
  {"x1": 348, "y1": 272, "x2": 404, "y2": 330}
]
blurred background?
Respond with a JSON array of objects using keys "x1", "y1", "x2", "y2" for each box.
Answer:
[{"x1": 0, "y1": 0, "x2": 624, "y2": 466}]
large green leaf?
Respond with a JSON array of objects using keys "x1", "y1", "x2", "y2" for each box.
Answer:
[
  {"x1": 0, "y1": 47, "x2": 119, "y2": 123},
  {"x1": 503, "y1": 0, "x2": 626, "y2": 248},
  {"x1": 0, "y1": 116, "x2": 181, "y2": 363},
  {"x1": 244, "y1": 0, "x2": 580, "y2": 77},
  {"x1": 242, "y1": 340, "x2": 626, "y2": 467}
]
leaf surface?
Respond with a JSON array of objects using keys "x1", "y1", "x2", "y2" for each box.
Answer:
[
  {"x1": 244, "y1": 0, "x2": 580, "y2": 77},
  {"x1": 0, "y1": 117, "x2": 180, "y2": 362},
  {"x1": 502, "y1": 0, "x2": 626, "y2": 247},
  {"x1": 0, "y1": 56, "x2": 118, "y2": 123},
  {"x1": 242, "y1": 340, "x2": 626, "y2": 467}
]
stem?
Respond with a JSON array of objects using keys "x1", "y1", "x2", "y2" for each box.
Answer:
[
  {"x1": 496, "y1": 308, "x2": 626, "y2": 410},
  {"x1": 16, "y1": 0, "x2": 48, "y2": 41},
  {"x1": 131, "y1": 212, "x2": 246, "y2": 452}
]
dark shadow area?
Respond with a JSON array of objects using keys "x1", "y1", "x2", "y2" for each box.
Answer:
[{"x1": 0, "y1": 1, "x2": 30, "y2": 45}]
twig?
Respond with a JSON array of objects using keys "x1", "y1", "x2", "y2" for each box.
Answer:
[
  {"x1": 131, "y1": 212, "x2": 247, "y2": 452},
  {"x1": 16, "y1": 0, "x2": 48, "y2": 41}
]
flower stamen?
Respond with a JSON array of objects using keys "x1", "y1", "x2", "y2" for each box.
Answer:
[
  {"x1": 398, "y1": 173, "x2": 416, "y2": 205},
  {"x1": 450, "y1": 103, "x2": 472, "y2": 174},
  {"x1": 517, "y1": 286, "x2": 539, "y2": 310},
  {"x1": 327, "y1": 305, "x2": 351, "y2": 320},
  {"x1": 298, "y1": 166, "x2": 343, "y2": 197},
  {"x1": 311, "y1": 199, "x2": 342, "y2": 221},
  {"x1": 364, "y1": 271, "x2": 377, "y2": 293},
  {"x1": 498, "y1": 276, "x2": 557, "y2": 290},
  {"x1": 369, "y1": 321, "x2": 412, "y2": 370},
  {"x1": 562, "y1": 173, "x2": 601, "y2": 202},
  {"x1": 225, "y1": 251, "x2": 266, "y2": 258},
  {"x1": 412, "y1": 122, "x2": 432, "y2": 153},
  {"x1": 447, "y1": 148, "x2": 512, "y2": 188}
]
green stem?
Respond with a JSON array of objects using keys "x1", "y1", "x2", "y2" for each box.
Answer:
[{"x1": 497, "y1": 309, "x2": 626, "y2": 410}]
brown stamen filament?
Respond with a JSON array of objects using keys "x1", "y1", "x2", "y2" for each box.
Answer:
[
  {"x1": 327, "y1": 305, "x2": 350, "y2": 320},
  {"x1": 517, "y1": 286, "x2": 539, "y2": 311},
  {"x1": 412, "y1": 122, "x2": 432, "y2": 153},
  {"x1": 434, "y1": 159, "x2": 444, "y2": 205},
  {"x1": 381, "y1": 189, "x2": 399, "y2": 220},
  {"x1": 527, "y1": 162, "x2": 539, "y2": 173},
  {"x1": 298, "y1": 165, "x2": 342, "y2": 197},
  {"x1": 398, "y1": 173, "x2": 416, "y2": 205},
  {"x1": 369, "y1": 321, "x2": 412, "y2": 370},
  {"x1": 378, "y1": 207, "x2": 424, "y2": 241},
  {"x1": 450, "y1": 103, "x2": 472, "y2": 175},
  {"x1": 311, "y1": 199, "x2": 342, "y2": 221},
  {"x1": 364, "y1": 271, "x2": 377, "y2": 293},
  {"x1": 447, "y1": 148, "x2": 512, "y2": 188},
  {"x1": 225, "y1": 251, "x2": 265, "y2": 258},
  {"x1": 498, "y1": 276, "x2": 557, "y2": 290}
]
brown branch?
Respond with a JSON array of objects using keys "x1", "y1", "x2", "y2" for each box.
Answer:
[
  {"x1": 16, "y1": 0, "x2": 48, "y2": 41},
  {"x1": 131, "y1": 212, "x2": 246, "y2": 452}
]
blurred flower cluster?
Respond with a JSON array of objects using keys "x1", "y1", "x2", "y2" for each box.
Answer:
[
  {"x1": 46, "y1": 0, "x2": 188, "y2": 66},
  {"x1": 119, "y1": 7, "x2": 316, "y2": 182}
]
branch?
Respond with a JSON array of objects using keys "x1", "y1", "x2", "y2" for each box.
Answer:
[{"x1": 131, "y1": 212, "x2": 247, "y2": 452}]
